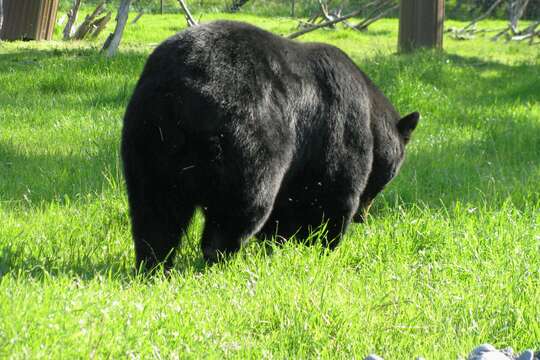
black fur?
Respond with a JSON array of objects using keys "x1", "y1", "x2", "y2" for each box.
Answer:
[{"x1": 121, "y1": 20, "x2": 419, "y2": 270}]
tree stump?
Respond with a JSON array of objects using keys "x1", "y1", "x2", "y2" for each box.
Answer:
[{"x1": 398, "y1": 0, "x2": 444, "y2": 52}]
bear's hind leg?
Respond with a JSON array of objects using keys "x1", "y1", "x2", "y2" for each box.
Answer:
[
  {"x1": 131, "y1": 200, "x2": 195, "y2": 272},
  {"x1": 201, "y1": 201, "x2": 274, "y2": 264},
  {"x1": 200, "y1": 151, "x2": 288, "y2": 263}
]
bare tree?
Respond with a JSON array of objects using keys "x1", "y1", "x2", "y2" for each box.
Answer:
[
  {"x1": 63, "y1": 0, "x2": 82, "y2": 40},
  {"x1": 509, "y1": 0, "x2": 531, "y2": 31},
  {"x1": 0, "y1": 0, "x2": 4, "y2": 34},
  {"x1": 178, "y1": 0, "x2": 197, "y2": 27},
  {"x1": 102, "y1": 0, "x2": 132, "y2": 57}
]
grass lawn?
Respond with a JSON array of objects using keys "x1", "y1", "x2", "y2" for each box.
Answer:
[{"x1": 1, "y1": 12, "x2": 539, "y2": 358}]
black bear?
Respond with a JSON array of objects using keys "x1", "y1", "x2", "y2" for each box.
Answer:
[{"x1": 121, "y1": 20, "x2": 419, "y2": 270}]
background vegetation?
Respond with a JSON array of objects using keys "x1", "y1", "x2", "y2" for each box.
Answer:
[
  {"x1": 1, "y1": 8, "x2": 539, "y2": 359},
  {"x1": 57, "y1": 0, "x2": 540, "y2": 19}
]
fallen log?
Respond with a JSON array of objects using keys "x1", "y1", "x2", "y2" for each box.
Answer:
[
  {"x1": 90, "y1": 12, "x2": 112, "y2": 39},
  {"x1": 73, "y1": 1, "x2": 106, "y2": 40}
]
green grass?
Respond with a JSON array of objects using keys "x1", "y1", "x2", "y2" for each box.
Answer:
[{"x1": 1, "y1": 14, "x2": 540, "y2": 358}]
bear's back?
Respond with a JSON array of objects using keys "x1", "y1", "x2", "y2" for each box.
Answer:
[
  {"x1": 140, "y1": 21, "x2": 369, "y2": 102},
  {"x1": 130, "y1": 21, "x2": 394, "y2": 162}
]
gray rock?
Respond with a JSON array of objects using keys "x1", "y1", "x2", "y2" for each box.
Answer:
[
  {"x1": 517, "y1": 350, "x2": 534, "y2": 360},
  {"x1": 472, "y1": 344, "x2": 498, "y2": 354},
  {"x1": 501, "y1": 348, "x2": 514, "y2": 358},
  {"x1": 364, "y1": 355, "x2": 384, "y2": 360},
  {"x1": 468, "y1": 344, "x2": 512, "y2": 360}
]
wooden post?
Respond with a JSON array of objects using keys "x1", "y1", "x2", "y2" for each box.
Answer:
[
  {"x1": 160, "y1": 0, "x2": 163, "y2": 14},
  {"x1": 1, "y1": 0, "x2": 59, "y2": 41},
  {"x1": 398, "y1": 0, "x2": 444, "y2": 52}
]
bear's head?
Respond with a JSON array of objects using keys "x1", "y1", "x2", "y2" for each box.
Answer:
[{"x1": 354, "y1": 111, "x2": 420, "y2": 222}]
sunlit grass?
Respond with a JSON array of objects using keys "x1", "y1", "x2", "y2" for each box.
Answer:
[{"x1": 1, "y1": 14, "x2": 539, "y2": 358}]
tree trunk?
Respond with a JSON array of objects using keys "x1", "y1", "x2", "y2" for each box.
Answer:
[
  {"x1": 0, "y1": 0, "x2": 4, "y2": 34},
  {"x1": 63, "y1": 0, "x2": 82, "y2": 40},
  {"x1": 102, "y1": 0, "x2": 132, "y2": 57},
  {"x1": 399, "y1": 0, "x2": 445, "y2": 52},
  {"x1": 509, "y1": 0, "x2": 530, "y2": 31},
  {"x1": 178, "y1": 0, "x2": 197, "y2": 26}
]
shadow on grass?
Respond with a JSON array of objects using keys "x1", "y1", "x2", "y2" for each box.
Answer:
[
  {"x1": 0, "y1": 139, "x2": 119, "y2": 206},
  {"x1": 393, "y1": 115, "x2": 540, "y2": 209},
  {"x1": 0, "y1": 47, "x2": 146, "y2": 108},
  {"x1": 0, "y1": 47, "x2": 148, "y2": 208},
  {"x1": 356, "y1": 29, "x2": 392, "y2": 37},
  {"x1": 0, "y1": 231, "x2": 210, "y2": 281},
  {"x1": 358, "y1": 51, "x2": 540, "y2": 210},
  {"x1": 361, "y1": 51, "x2": 540, "y2": 108}
]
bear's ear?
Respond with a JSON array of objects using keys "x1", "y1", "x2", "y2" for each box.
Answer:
[{"x1": 397, "y1": 112, "x2": 420, "y2": 143}]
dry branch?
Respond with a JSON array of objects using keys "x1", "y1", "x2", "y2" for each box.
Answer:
[
  {"x1": 354, "y1": 2, "x2": 398, "y2": 31},
  {"x1": 522, "y1": 20, "x2": 540, "y2": 34},
  {"x1": 491, "y1": 19, "x2": 540, "y2": 43},
  {"x1": 287, "y1": 8, "x2": 364, "y2": 39},
  {"x1": 509, "y1": 0, "x2": 531, "y2": 31},
  {"x1": 491, "y1": 24, "x2": 512, "y2": 40},
  {"x1": 178, "y1": 0, "x2": 197, "y2": 27},
  {"x1": 318, "y1": 0, "x2": 334, "y2": 22},
  {"x1": 73, "y1": 1, "x2": 106, "y2": 40},
  {"x1": 463, "y1": 0, "x2": 504, "y2": 31},
  {"x1": 91, "y1": 12, "x2": 112, "y2": 39},
  {"x1": 450, "y1": 0, "x2": 504, "y2": 40},
  {"x1": 353, "y1": 0, "x2": 393, "y2": 30},
  {"x1": 131, "y1": 11, "x2": 144, "y2": 24},
  {"x1": 298, "y1": 0, "x2": 344, "y2": 30}
]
